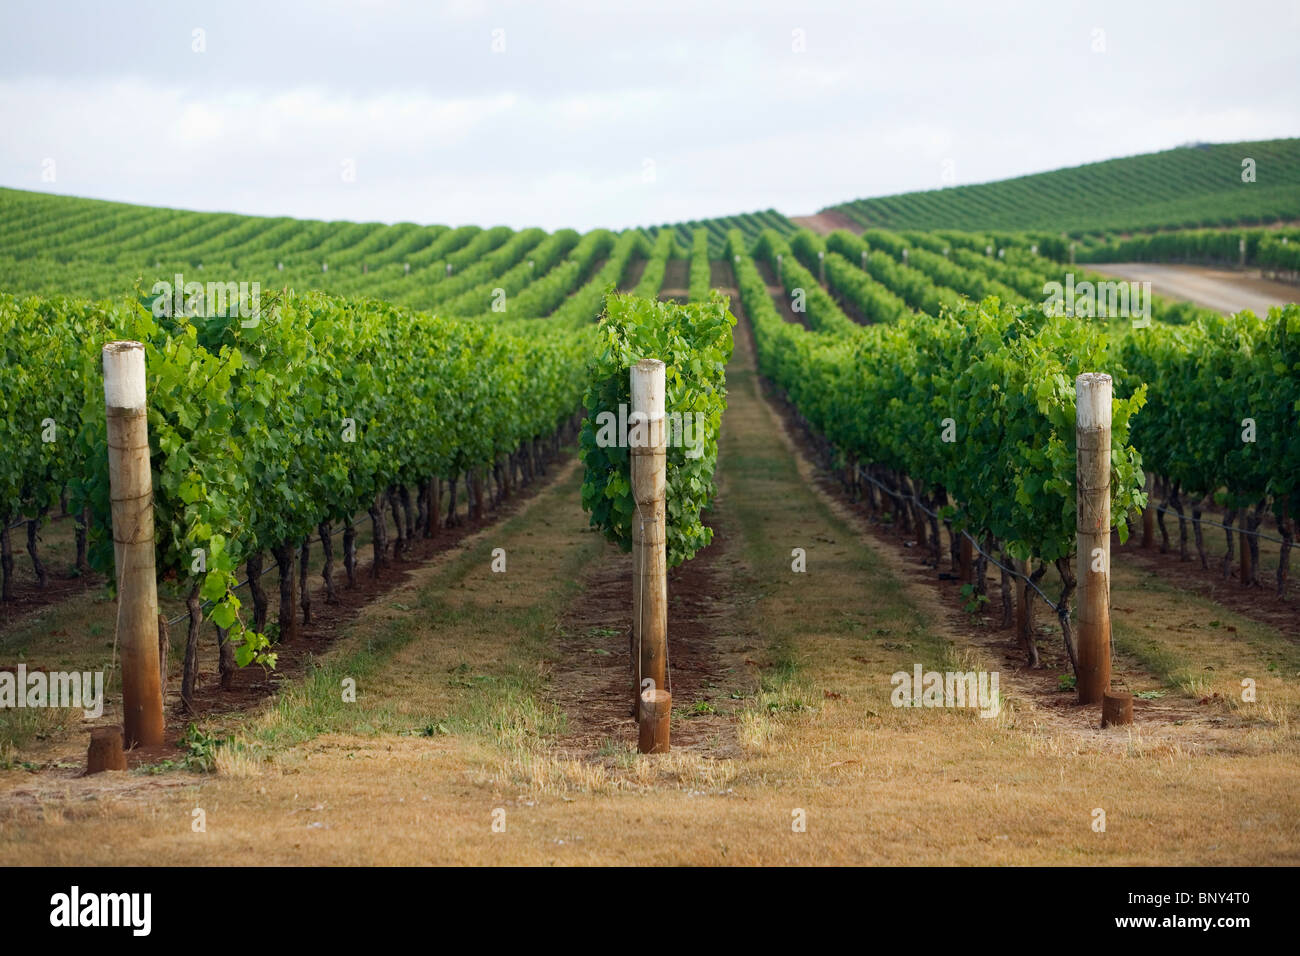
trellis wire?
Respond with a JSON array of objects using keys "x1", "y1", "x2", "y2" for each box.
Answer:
[
  {"x1": 163, "y1": 509, "x2": 367, "y2": 628},
  {"x1": 1150, "y1": 503, "x2": 1284, "y2": 545},
  {"x1": 853, "y1": 466, "x2": 1065, "y2": 615}
]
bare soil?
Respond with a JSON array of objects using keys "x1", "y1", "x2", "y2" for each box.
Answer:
[
  {"x1": 550, "y1": 508, "x2": 754, "y2": 759},
  {"x1": 790, "y1": 211, "x2": 860, "y2": 235},
  {"x1": 661, "y1": 259, "x2": 688, "y2": 293},
  {"x1": 618, "y1": 257, "x2": 647, "y2": 292}
]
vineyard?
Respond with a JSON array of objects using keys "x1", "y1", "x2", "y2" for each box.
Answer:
[
  {"x1": 2, "y1": 137, "x2": 1299, "y2": 872},
  {"x1": 831, "y1": 137, "x2": 1300, "y2": 235}
]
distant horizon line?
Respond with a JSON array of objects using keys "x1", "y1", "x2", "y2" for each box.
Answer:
[{"x1": 3, "y1": 134, "x2": 1296, "y2": 235}]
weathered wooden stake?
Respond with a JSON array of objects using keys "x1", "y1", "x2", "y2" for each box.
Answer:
[
  {"x1": 1076, "y1": 373, "x2": 1112, "y2": 707},
  {"x1": 1101, "y1": 691, "x2": 1133, "y2": 727},
  {"x1": 103, "y1": 342, "x2": 165, "y2": 748},
  {"x1": 631, "y1": 359, "x2": 669, "y2": 753},
  {"x1": 87, "y1": 726, "x2": 128, "y2": 773},
  {"x1": 638, "y1": 689, "x2": 671, "y2": 754}
]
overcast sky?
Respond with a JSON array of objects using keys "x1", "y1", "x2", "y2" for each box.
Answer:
[{"x1": 1, "y1": 0, "x2": 1297, "y2": 231}]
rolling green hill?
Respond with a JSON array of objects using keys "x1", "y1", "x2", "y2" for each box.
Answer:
[
  {"x1": 830, "y1": 138, "x2": 1300, "y2": 236},
  {"x1": 0, "y1": 185, "x2": 793, "y2": 303}
]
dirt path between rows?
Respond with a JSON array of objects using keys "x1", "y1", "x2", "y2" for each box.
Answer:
[
  {"x1": 550, "y1": 508, "x2": 754, "y2": 759},
  {"x1": 1087, "y1": 261, "x2": 1298, "y2": 315},
  {"x1": 661, "y1": 259, "x2": 688, "y2": 291},
  {"x1": 177, "y1": 460, "x2": 577, "y2": 730},
  {"x1": 618, "y1": 258, "x2": 647, "y2": 292},
  {"x1": 754, "y1": 261, "x2": 808, "y2": 328},
  {"x1": 1112, "y1": 536, "x2": 1298, "y2": 638}
]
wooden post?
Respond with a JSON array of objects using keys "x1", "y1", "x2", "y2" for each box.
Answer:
[
  {"x1": 638, "y1": 689, "x2": 671, "y2": 754},
  {"x1": 1076, "y1": 373, "x2": 1112, "y2": 707},
  {"x1": 87, "y1": 726, "x2": 128, "y2": 773},
  {"x1": 103, "y1": 342, "x2": 165, "y2": 748},
  {"x1": 1101, "y1": 691, "x2": 1133, "y2": 727},
  {"x1": 818, "y1": 250, "x2": 825, "y2": 284},
  {"x1": 631, "y1": 359, "x2": 669, "y2": 753}
]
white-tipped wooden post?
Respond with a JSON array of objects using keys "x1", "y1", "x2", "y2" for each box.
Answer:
[
  {"x1": 818, "y1": 249, "x2": 825, "y2": 283},
  {"x1": 1076, "y1": 373, "x2": 1112, "y2": 707},
  {"x1": 630, "y1": 359, "x2": 669, "y2": 752},
  {"x1": 103, "y1": 342, "x2": 165, "y2": 748}
]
